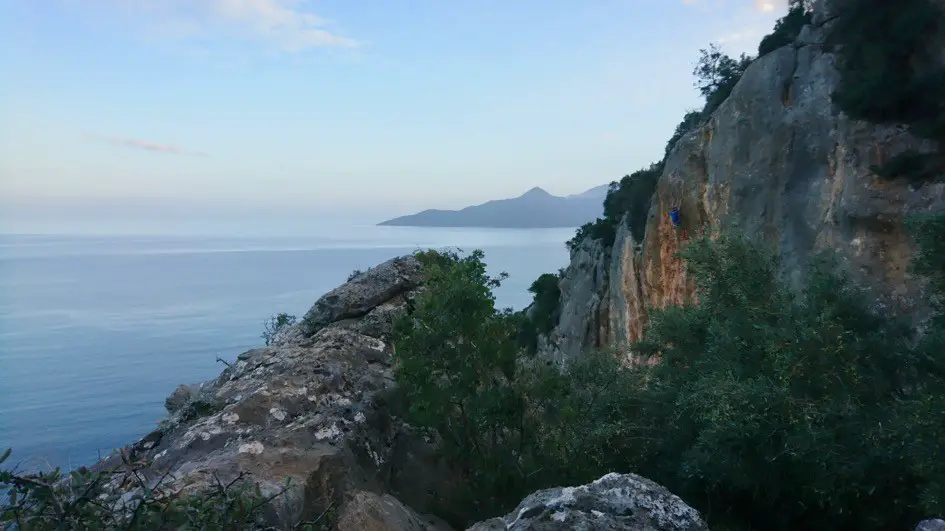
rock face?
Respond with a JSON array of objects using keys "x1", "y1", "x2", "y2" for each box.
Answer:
[
  {"x1": 548, "y1": 0, "x2": 945, "y2": 354},
  {"x1": 336, "y1": 491, "x2": 451, "y2": 531},
  {"x1": 466, "y1": 473, "x2": 707, "y2": 531},
  {"x1": 917, "y1": 519, "x2": 945, "y2": 531},
  {"x1": 95, "y1": 255, "x2": 450, "y2": 529},
  {"x1": 542, "y1": 237, "x2": 611, "y2": 365}
]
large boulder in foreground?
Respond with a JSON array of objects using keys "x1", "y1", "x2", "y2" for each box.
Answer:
[
  {"x1": 467, "y1": 473, "x2": 706, "y2": 531},
  {"x1": 95, "y1": 254, "x2": 454, "y2": 529}
]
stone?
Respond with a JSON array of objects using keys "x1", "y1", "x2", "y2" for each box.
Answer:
[
  {"x1": 164, "y1": 384, "x2": 198, "y2": 414},
  {"x1": 917, "y1": 519, "x2": 945, "y2": 531},
  {"x1": 336, "y1": 490, "x2": 452, "y2": 531},
  {"x1": 93, "y1": 254, "x2": 450, "y2": 528},
  {"x1": 301, "y1": 255, "x2": 423, "y2": 335},
  {"x1": 540, "y1": 237, "x2": 610, "y2": 366},
  {"x1": 466, "y1": 472, "x2": 707, "y2": 531}
]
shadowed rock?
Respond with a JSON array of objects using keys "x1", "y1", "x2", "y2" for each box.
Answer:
[
  {"x1": 300, "y1": 256, "x2": 423, "y2": 335},
  {"x1": 467, "y1": 473, "x2": 707, "y2": 531},
  {"x1": 94, "y1": 253, "x2": 453, "y2": 529}
]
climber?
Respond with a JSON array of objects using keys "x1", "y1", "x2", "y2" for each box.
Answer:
[
  {"x1": 669, "y1": 207, "x2": 680, "y2": 228},
  {"x1": 669, "y1": 207, "x2": 688, "y2": 240}
]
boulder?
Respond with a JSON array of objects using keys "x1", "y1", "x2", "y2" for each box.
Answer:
[
  {"x1": 917, "y1": 519, "x2": 945, "y2": 531},
  {"x1": 301, "y1": 256, "x2": 423, "y2": 335},
  {"x1": 336, "y1": 490, "x2": 451, "y2": 531},
  {"x1": 466, "y1": 473, "x2": 707, "y2": 531},
  {"x1": 163, "y1": 384, "x2": 198, "y2": 414}
]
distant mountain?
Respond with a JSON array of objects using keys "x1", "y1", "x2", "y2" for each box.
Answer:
[
  {"x1": 567, "y1": 184, "x2": 610, "y2": 200},
  {"x1": 378, "y1": 185, "x2": 606, "y2": 228}
]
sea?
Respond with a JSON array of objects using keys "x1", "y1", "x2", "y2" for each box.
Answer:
[{"x1": 0, "y1": 225, "x2": 575, "y2": 472}]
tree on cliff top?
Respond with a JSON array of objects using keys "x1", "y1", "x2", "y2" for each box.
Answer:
[{"x1": 693, "y1": 44, "x2": 753, "y2": 116}]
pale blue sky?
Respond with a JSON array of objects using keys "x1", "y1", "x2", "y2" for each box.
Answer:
[{"x1": 1, "y1": 0, "x2": 786, "y2": 233}]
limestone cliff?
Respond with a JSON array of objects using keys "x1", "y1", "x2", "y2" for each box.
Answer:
[{"x1": 546, "y1": 0, "x2": 945, "y2": 364}]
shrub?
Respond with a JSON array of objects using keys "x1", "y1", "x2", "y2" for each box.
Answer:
[
  {"x1": 664, "y1": 110, "x2": 704, "y2": 159},
  {"x1": 565, "y1": 218, "x2": 616, "y2": 252},
  {"x1": 0, "y1": 448, "x2": 290, "y2": 530},
  {"x1": 394, "y1": 218, "x2": 945, "y2": 529},
  {"x1": 347, "y1": 269, "x2": 363, "y2": 282},
  {"x1": 566, "y1": 162, "x2": 663, "y2": 252},
  {"x1": 602, "y1": 163, "x2": 663, "y2": 243},
  {"x1": 517, "y1": 273, "x2": 562, "y2": 353},
  {"x1": 757, "y1": 0, "x2": 812, "y2": 57},
  {"x1": 261, "y1": 312, "x2": 296, "y2": 346},
  {"x1": 391, "y1": 249, "x2": 640, "y2": 527},
  {"x1": 631, "y1": 229, "x2": 936, "y2": 530}
]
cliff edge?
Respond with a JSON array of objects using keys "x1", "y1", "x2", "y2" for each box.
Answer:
[{"x1": 545, "y1": 0, "x2": 945, "y2": 364}]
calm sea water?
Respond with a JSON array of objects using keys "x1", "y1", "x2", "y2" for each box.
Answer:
[{"x1": 0, "y1": 226, "x2": 574, "y2": 472}]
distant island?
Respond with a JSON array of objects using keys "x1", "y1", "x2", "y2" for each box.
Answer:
[{"x1": 378, "y1": 185, "x2": 608, "y2": 228}]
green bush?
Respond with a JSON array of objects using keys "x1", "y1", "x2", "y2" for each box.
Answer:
[
  {"x1": 517, "y1": 273, "x2": 562, "y2": 353},
  {"x1": 664, "y1": 110, "x2": 704, "y2": 159},
  {"x1": 566, "y1": 162, "x2": 663, "y2": 252},
  {"x1": 261, "y1": 312, "x2": 296, "y2": 346},
  {"x1": 603, "y1": 163, "x2": 663, "y2": 243},
  {"x1": 395, "y1": 213, "x2": 945, "y2": 530},
  {"x1": 391, "y1": 249, "x2": 641, "y2": 527},
  {"x1": 0, "y1": 448, "x2": 293, "y2": 530},
  {"x1": 566, "y1": 218, "x2": 616, "y2": 252},
  {"x1": 757, "y1": 0, "x2": 812, "y2": 56}
]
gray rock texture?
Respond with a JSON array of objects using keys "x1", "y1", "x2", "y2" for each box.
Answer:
[
  {"x1": 94, "y1": 254, "x2": 455, "y2": 529},
  {"x1": 917, "y1": 519, "x2": 945, "y2": 531},
  {"x1": 466, "y1": 473, "x2": 706, "y2": 531},
  {"x1": 300, "y1": 256, "x2": 423, "y2": 335}
]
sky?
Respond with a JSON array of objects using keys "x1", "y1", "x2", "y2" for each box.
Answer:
[{"x1": 0, "y1": 0, "x2": 789, "y2": 234}]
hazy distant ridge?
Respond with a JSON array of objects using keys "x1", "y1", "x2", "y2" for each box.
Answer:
[{"x1": 378, "y1": 185, "x2": 607, "y2": 228}]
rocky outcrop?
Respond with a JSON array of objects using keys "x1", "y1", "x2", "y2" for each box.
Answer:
[
  {"x1": 549, "y1": 0, "x2": 945, "y2": 353},
  {"x1": 541, "y1": 237, "x2": 610, "y2": 366},
  {"x1": 336, "y1": 491, "x2": 451, "y2": 531},
  {"x1": 95, "y1": 255, "x2": 453, "y2": 529},
  {"x1": 917, "y1": 519, "x2": 945, "y2": 531},
  {"x1": 466, "y1": 473, "x2": 706, "y2": 531},
  {"x1": 300, "y1": 256, "x2": 423, "y2": 334}
]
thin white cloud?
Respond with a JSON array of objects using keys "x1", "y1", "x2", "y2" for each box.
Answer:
[
  {"x1": 97, "y1": 0, "x2": 356, "y2": 51},
  {"x1": 85, "y1": 133, "x2": 207, "y2": 156}
]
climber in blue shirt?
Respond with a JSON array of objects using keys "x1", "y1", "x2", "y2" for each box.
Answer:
[
  {"x1": 670, "y1": 207, "x2": 687, "y2": 240},
  {"x1": 669, "y1": 207, "x2": 680, "y2": 228}
]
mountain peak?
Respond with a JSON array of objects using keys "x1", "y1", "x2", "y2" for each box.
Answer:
[{"x1": 521, "y1": 186, "x2": 552, "y2": 198}]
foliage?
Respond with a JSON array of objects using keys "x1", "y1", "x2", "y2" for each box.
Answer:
[
  {"x1": 347, "y1": 269, "x2": 363, "y2": 282},
  {"x1": 566, "y1": 162, "x2": 663, "y2": 252},
  {"x1": 693, "y1": 44, "x2": 753, "y2": 116},
  {"x1": 630, "y1": 229, "x2": 939, "y2": 530},
  {"x1": 391, "y1": 249, "x2": 527, "y2": 522},
  {"x1": 603, "y1": 163, "x2": 663, "y2": 243},
  {"x1": 261, "y1": 312, "x2": 296, "y2": 346},
  {"x1": 391, "y1": 249, "x2": 641, "y2": 527},
  {"x1": 517, "y1": 273, "x2": 562, "y2": 353},
  {"x1": 827, "y1": 0, "x2": 945, "y2": 180},
  {"x1": 869, "y1": 151, "x2": 945, "y2": 182},
  {"x1": 664, "y1": 110, "x2": 704, "y2": 159},
  {"x1": 0, "y1": 448, "x2": 291, "y2": 530},
  {"x1": 757, "y1": 0, "x2": 812, "y2": 56},
  {"x1": 566, "y1": 218, "x2": 615, "y2": 252}
]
